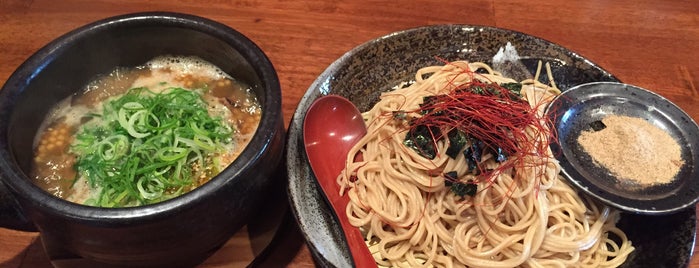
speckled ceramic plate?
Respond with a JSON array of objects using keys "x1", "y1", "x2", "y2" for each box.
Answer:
[
  {"x1": 285, "y1": 25, "x2": 696, "y2": 268},
  {"x1": 547, "y1": 82, "x2": 699, "y2": 215}
]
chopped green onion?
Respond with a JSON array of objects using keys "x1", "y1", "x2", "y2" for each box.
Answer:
[{"x1": 70, "y1": 87, "x2": 233, "y2": 207}]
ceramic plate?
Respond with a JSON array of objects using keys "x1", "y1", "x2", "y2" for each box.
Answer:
[
  {"x1": 548, "y1": 82, "x2": 699, "y2": 215},
  {"x1": 285, "y1": 25, "x2": 696, "y2": 268}
]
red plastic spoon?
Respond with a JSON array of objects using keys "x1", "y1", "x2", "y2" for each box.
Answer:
[{"x1": 302, "y1": 95, "x2": 376, "y2": 267}]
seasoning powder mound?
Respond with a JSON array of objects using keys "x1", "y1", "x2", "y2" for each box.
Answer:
[{"x1": 577, "y1": 115, "x2": 684, "y2": 186}]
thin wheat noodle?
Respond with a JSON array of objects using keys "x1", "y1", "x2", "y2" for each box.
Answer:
[{"x1": 338, "y1": 61, "x2": 633, "y2": 267}]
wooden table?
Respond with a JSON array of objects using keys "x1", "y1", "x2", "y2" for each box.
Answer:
[{"x1": 0, "y1": 0, "x2": 697, "y2": 267}]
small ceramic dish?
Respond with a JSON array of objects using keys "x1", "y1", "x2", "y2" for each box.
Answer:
[{"x1": 546, "y1": 81, "x2": 699, "y2": 214}]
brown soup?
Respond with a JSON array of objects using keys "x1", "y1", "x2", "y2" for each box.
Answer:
[{"x1": 31, "y1": 56, "x2": 261, "y2": 207}]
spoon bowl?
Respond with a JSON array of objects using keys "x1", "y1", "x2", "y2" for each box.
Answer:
[{"x1": 302, "y1": 95, "x2": 375, "y2": 267}]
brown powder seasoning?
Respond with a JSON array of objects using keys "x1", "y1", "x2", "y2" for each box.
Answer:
[{"x1": 577, "y1": 115, "x2": 684, "y2": 187}]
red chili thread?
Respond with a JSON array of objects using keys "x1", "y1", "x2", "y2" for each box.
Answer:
[{"x1": 348, "y1": 61, "x2": 559, "y2": 231}]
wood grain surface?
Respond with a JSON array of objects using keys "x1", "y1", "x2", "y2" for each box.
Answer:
[{"x1": 0, "y1": 0, "x2": 697, "y2": 267}]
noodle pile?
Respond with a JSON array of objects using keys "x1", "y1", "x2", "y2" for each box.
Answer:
[{"x1": 337, "y1": 61, "x2": 634, "y2": 267}]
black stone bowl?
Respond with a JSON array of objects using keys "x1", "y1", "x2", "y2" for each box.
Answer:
[
  {"x1": 0, "y1": 12, "x2": 284, "y2": 267},
  {"x1": 286, "y1": 25, "x2": 696, "y2": 267}
]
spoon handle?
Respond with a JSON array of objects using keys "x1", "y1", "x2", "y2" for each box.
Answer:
[
  {"x1": 305, "y1": 149, "x2": 376, "y2": 268},
  {"x1": 328, "y1": 188, "x2": 377, "y2": 268}
]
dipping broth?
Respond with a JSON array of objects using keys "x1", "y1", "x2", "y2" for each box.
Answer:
[{"x1": 31, "y1": 56, "x2": 261, "y2": 207}]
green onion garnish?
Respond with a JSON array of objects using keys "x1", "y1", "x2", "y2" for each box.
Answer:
[{"x1": 70, "y1": 87, "x2": 233, "y2": 207}]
